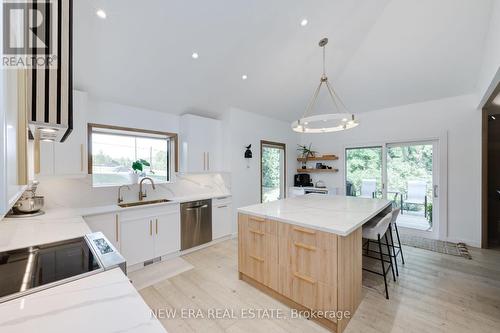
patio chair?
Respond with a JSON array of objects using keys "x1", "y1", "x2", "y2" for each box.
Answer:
[
  {"x1": 401, "y1": 180, "x2": 428, "y2": 217},
  {"x1": 360, "y1": 179, "x2": 377, "y2": 198}
]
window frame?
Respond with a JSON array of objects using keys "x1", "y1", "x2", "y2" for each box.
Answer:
[
  {"x1": 87, "y1": 123, "x2": 178, "y2": 186},
  {"x1": 260, "y1": 140, "x2": 287, "y2": 203}
]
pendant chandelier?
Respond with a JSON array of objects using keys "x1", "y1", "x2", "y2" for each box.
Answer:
[{"x1": 292, "y1": 38, "x2": 358, "y2": 133}]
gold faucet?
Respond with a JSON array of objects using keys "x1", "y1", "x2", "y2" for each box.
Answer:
[
  {"x1": 117, "y1": 185, "x2": 131, "y2": 204},
  {"x1": 139, "y1": 177, "x2": 156, "y2": 201}
]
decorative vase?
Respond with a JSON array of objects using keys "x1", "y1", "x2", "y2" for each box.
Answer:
[{"x1": 129, "y1": 173, "x2": 139, "y2": 184}]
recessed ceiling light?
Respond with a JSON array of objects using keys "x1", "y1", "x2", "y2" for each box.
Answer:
[
  {"x1": 241, "y1": 74, "x2": 248, "y2": 80},
  {"x1": 191, "y1": 52, "x2": 199, "y2": 59},
  {"x1": 300, "y1": 19, "x2": 308, "y2": 27},
  {"x1": 96, "y1": 9, "x2": 107, "y2": 19}
]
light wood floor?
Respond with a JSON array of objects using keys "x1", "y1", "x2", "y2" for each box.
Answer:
[{"x1": 139, "y1": 239, "x2": 500, "y2": 333}]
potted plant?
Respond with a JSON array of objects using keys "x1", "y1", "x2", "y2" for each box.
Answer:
[
  {"x1": 297, "y1": 144, "x2": 317, "y2": 169},
  {"x1": 130, "y1": 159, "x2": 150, "y2": 184}
]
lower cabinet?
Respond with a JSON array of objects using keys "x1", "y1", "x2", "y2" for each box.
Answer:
[
  {"x1": 153, "y1": 212, "x2": 181, "y2": 258},
  {"x1": 84, "y1": 213, "x2": 120, "y2": 250},
  {"x1": 238, "y1": 214, "x2": 278, "y2": 290},
  {"x1": 278, "y1": 223, "x2": 338, "y2": 313},
  {"x1": 212, "y1": 198, "x2": 232, "y2": 239},
  {"x1": 84, "y1": 204, "x2": 180, "y2": 267},
  {"x1": 238, "y1": 213, "x2": 345, "y2": 322},
  {"x1": 120, "y1": 216, "x2": 156, "y2": 266}
]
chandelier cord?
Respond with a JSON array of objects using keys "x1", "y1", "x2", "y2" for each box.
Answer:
[
  {"x1": 297, "y1": 37, "x2": 353, "y2": 124},
  {"x1": 322, "y1": 45, "x2": 326, "y2": 75}
]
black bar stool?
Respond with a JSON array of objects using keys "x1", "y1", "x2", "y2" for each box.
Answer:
[{"x1": 362, "y1": 212, "x2": 395, "y2": 299}]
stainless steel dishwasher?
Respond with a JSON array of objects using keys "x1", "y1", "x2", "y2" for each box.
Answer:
[{"x1": 181, "y1": 199, "x2": 212, "y2": 250}]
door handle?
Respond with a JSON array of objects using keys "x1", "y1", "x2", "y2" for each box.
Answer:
[
  {"x1": 186, "y1": 204, "x2": 209, "y2": 211},
  {"x1": 80, "y1": 144, "x2": 84, "y2": 172},
  {"x1": 150, "y1": 220, "x2": 152, "y2": 236},
  {"x1": 433, "y1": 185, "x2": 438, "y2": 198},
  {"x1": 156, "y1": 218, "x2": 158, "y2": 235},
  {"x1": 207, "y1": 152, "x2": 210, "y2": 170},
  {"x1": 115, "y1": 214, "x2": 119, "y2": 242}
]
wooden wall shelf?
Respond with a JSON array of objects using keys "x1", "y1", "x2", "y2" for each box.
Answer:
[
  {"x1": 297, "y1": 168, "x2": 338, "y2": 173},
  {"x1": 297, "y1": 155, "x2": 338, "y2": 162}
]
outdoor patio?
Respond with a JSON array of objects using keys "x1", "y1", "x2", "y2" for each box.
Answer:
[{"x1": 397, "y1": 209, "x2": 432, "y2": 231}]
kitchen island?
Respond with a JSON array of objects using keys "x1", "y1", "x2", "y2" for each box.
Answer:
[{"x1": 237, "y1": 194, "x2": 392, "y2": 333}]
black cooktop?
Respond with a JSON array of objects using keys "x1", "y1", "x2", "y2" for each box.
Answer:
[{"x1": 0, "y1": 237, "x2": 100, "y2": 301}]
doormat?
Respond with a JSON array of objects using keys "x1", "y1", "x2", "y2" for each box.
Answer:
[{"x1": 399, "y1": 234, "x2": 472, "y2": 259}]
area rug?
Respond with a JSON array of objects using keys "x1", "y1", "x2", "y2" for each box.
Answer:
[
  {"x1": 399, "y1": 234, "x2": 472, "y2": 259},
  {"x1": 128, "y1": 257, "x2": 194, "y2": 290}
]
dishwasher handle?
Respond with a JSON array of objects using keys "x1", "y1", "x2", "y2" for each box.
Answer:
[{"x1": 185, "y1": 204, "x2": 208, "y2": 211}]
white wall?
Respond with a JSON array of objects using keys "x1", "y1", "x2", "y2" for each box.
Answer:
[
  {"x1": 223, "y1": 108, "x2": 299, "y2": 233},
  {"x1": 0, "y1": 0, "x2": 5, "y2": 216},
  {"x1": 87, "y1": 99, "x2": 180, "y2": 133},
  {"x1": 300, "y1": 94, "x2": 482, "y2": 247},
  {"x1": 477, "y1": 0, "x2": 500, "y2": 106}
]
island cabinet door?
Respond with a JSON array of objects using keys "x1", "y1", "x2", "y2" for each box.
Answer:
[
  {"x1": 238, "y1": 214, "x2": 278, "y2": 290},
  {"x1": 278, "y1": 223, "x2": 338, "y2": 315}
]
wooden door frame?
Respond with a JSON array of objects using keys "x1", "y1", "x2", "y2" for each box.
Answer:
[
  {"x1": 482, "y1": 82, "x2": 500, "y2": 248},
  {"x1": 260, "y1": 140, "x2": 287, "y2": 203},
  {"x1": 482, "y1": 107, "x2": 489, "y2": 248}
]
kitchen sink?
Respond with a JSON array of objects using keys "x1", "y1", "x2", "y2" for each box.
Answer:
[{"x1": 118, "y1": 199, "x2": 171, "y2": 208}]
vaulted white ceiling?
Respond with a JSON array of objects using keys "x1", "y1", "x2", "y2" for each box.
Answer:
[{"x1": 75, "y1": 0, "x2": 494, "y2": 121}]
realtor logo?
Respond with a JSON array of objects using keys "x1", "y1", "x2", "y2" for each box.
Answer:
[{"x1": 2, "y1": 0, "x2": 57, "y2": 68}]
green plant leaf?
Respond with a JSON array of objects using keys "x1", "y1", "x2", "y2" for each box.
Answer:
[
  {"x1": 140, "y1": 159, "x2": 151, "y2": 166},
  {"x1": 132, "y1": 161, "x2": 143, "y2": 172}
]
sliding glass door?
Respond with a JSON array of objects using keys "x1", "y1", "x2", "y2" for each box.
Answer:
[
  {"x1": 345, "y1": 146, "x2": 383, "y2": 199},
  {"x1": 387, "y1": 141, "x2": 438, "y2": 234},
  {"x1": 261, "y1": 141, "x2": 286, "y2": 203},
  {"x1": 345, "y1": 140, "x2": 439, "y2": 238}
]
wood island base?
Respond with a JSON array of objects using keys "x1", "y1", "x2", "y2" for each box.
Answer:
[{"x1": 238, "y1": 212, "x2": 371, "y2": 333}]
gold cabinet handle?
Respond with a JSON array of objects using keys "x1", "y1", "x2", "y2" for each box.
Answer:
[
  {"x1": 80, "y1": 144, "x2": 84, "y2": 172},
  {"x1": 115, "y1": 214, "x2": 119, "y2": 242},
  {"x1": 293, "y1": 272, "x2": 316, "y2": 284},
  {"x1": 155, "y1": 219, "x2": 158, "y2": 235},
  {"x1": 294, "y1": 242, "x2": 317, "y2": 251},
  {"x1": 249, "y1": 255, "x2": 264, "y2": 262},
  {"x1": 249, "y1": 229, "x2": 264, "y2": 236},
  {"x1": 207, "y1": 152, "x2": 209, "y2": 170},
  {"x1": 150, "y1": 220, "x2": 152, "y2": 236},
  {"x1": 292, "y1": 227, "x2": 316, "y2": 235}
]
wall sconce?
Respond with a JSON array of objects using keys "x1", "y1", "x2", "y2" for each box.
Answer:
[
  {"x1": 244, "y1": 144, "x2": 252, "y2": 169},
  {"x1": 244, "y1": 144, "x2": 252, "y2": 159}
]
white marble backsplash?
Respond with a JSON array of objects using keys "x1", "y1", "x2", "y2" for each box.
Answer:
[{"x1": 36, "y1": 173, "x2": 231, "y2": 209}]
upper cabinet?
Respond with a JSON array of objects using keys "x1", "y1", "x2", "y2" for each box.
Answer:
[
  {"x1": 38, "y1": 90, "x2": 87, "y2": 177},
  {"x1": 0, "y1": 69, "x2": 31, "y2": 217},
  {"x1": 180, "y1": 114, "x2": 222, "y2": 173}
]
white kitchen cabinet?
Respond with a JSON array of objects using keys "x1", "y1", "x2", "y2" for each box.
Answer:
[
  {"x1": 212, "y1": 197, "x2": 232, "y2": 239},
  {"x1": 154, "y1": 211, "x2": 181, "y2": 257},
  {"x1": 120, "y1": 216, "x2": 155, "y2": 266},
  {"x1": 180, "y1": 114, "x2": 222, "y2": 173},
  {"x1": 84, "y1": 213, "x2": 120, "y2": 250},
  {"x1": 118, "y1": 204, "x2": 181, "y2": 266},
  {"x1": 38, "y1": 90, "x2": 88, "y2": 177}
]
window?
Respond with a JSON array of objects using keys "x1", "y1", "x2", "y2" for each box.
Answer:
[
  {"x1": 261, "y1": 141, "x2": 286, "y2": 203},
  {"x1": 88, "y1": 124, "x2": 178, "y2": 187}
]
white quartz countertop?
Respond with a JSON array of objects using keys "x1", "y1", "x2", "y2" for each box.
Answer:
[
  {"x1": 0, "y1": 215, "x2": 91, "y2": 252},
  {"x1": 0, "y1": 193, "x2": 232, "y2": 252},
  {"x1": 238, "y1": 194, "x2": 391, "y2": 236},
  {"x1": 0, "y1": 268, "x2": 166, "y2": 333}
]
